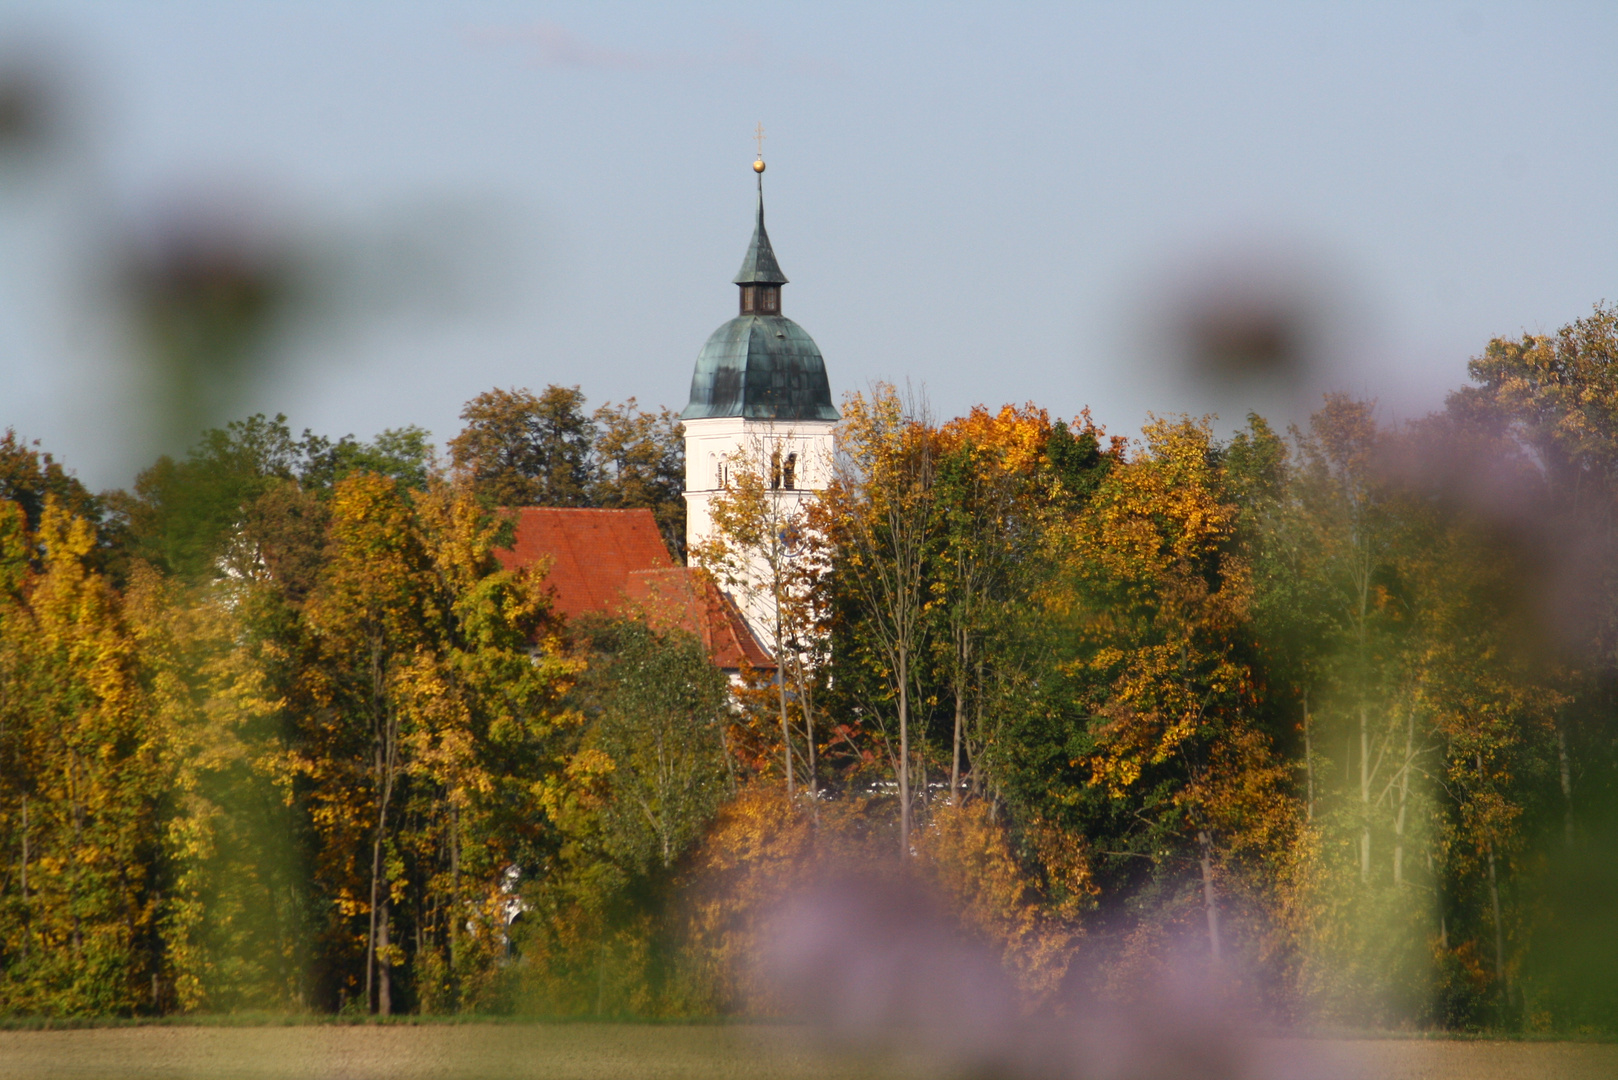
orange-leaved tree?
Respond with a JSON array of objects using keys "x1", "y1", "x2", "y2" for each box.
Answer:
[{"x1": 1052, "y1": 415, "x2": 1295, "y2": 965}]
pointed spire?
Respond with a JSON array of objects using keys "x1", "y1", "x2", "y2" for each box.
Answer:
[{"x1": 733, "y1": 176, "x2": 788, "y2": 285}]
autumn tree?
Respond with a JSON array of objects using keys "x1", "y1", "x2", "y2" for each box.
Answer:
[
  {"x1": 823, "y1": 385, "x2": 940, "y2": 855},
  {"x1": 1000, "y1": 415, "x2": 1297, "y2": 971},
  {"x1": 126, "y1": 564, "x2": 303, "y2": 1012},
  {"x1": 576, "y1": 621, "x2": 729, "y2": 872},
  {"x1": 1450, "y1": 302, "x2": 1618, "y2": 834},
  {"x1": 449, "y1": 386, "x2": 594, "y2": 508},
  {"x1": 520, "y1": 620, "x2": 728, "y2": 1016},
  {"x1": 590, "y1": 399, "x2": 686, "y2": 558},
  {"x1": 930, "y1": 405, "x2": 1056, "y2": 803},
  {"x1": 693, "y1": 426, "x2": 829, "y2": 799},
  {"x1": 297, "y1": 470, "x2": 569, "y2": 1013},
  {"x1": 0, "y1": 499, "x2": 160, "y2": 1014},
  {"x1": 122, "y1": 413, "x2": 430, "y2": 580},
  {"x1": 0, "y1": 430, "x2": 104, "y2": 536}
]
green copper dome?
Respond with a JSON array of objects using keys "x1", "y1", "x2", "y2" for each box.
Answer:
[
  {"x1": 682, "y1": 180, "x2": 838, "y2": 422},
  {"x1": 682, "y1": 314, "x2": 839, "y2": 421}
]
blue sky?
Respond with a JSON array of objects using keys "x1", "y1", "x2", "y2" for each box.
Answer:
[{"x1": 1, "y1": 2, "x2": 1614, "y2": 488}]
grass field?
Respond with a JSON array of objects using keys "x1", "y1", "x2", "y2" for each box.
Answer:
[{"x1": 0, "y1": 1023, "x2": 1614, "y2": 1080}]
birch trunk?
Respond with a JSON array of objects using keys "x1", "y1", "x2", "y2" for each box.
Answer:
[
  {"x1": 898, "y1": 641, "x2": 911, "y2": 858},
  {"x1": 951, "y1": 690, "x2": 964, "y2": 804},
  {"x1": 777, "y1": 603, "x2": 794, "y2": 800},
  {"x1": 1359, "y1": 703, "x2": 1371, "y2": 881},
  {"x1": 1393, "y1": 709, "x2": 1413, "y2": 887}
]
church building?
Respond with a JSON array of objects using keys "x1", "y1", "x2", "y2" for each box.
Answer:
[
  {"x1": 681, "y1": 158, "x2": 839, "y2": 648},
  {"x1": 494, "y1": 157, "x2": 834, "y2": 671}
]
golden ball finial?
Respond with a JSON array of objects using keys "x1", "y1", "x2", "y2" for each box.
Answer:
[{"x1": 753, "y1": 158, "x2": 766, "y2": 173}]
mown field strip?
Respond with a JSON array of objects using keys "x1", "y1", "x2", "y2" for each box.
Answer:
[
  {"x1": 0, "y1": 1025, "x2": 1613, "y2": 1080},
  {"x1": 0, "y1": 1024, "x2": 853, "y2": 1080}
]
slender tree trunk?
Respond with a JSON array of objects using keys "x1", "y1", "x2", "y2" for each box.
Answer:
[
  {"x1": 595, "y1": 942, "x2": 607, "y2": 1017},
  {"x1": 1198, "y1": 830, "x2": 1222, "y2": 963},
  {"x1": 898, "y1": 642, "x2": 911, "y2": 858},
  {"x1": 70, "y1": 754, "x2": 83, "y2": 959},
  {"x1": 377, "y1": 898, "x2": 392, "y2": 1016},
  {"x1": 365, "y1": 634, "x2": 387, "y2": 1013},
  {"x1": 1487, "y1": 845, "x2": 1506, "y2": 1000},
  {"x1": 18, "y1": 793, "x2": 27, "y2": 958},
  {"x1": 449, "y1": 802, "x2": 461, "y2": 991},
  {"x1": 1394, "y1": 709, "x2": 1414, "y2": 888},
  {"x1": 1430, "y1": 848, "x2": 1447, "y2": 954},
  {"x1": 804, "y1": 694, "x2": 818, "y2": 800},
  {"x1": 718, "y1": 717, "x2": 738, "y2": 795},
  {"x1": 367, "y1": 827, "x2": 383, "y2": 1012},
  {"x1": 917, "y1": 720, "x2": 927, "y2": 810},
  {"x1": 1556, "y1": 723, "x2": 1575, "y2": 848},
  {"x1": 1302, "y1": 690, "x2": 1314, "y2": 823},
  {"x1": 414, "y1": 913, "x2": 425, "y2": 1009},
  {"x1": 1354, "y1": 556, "x2": 1373, "y2": 882},
  {"x1": 786, "y1": 623, "x2": 818, "y2": 799},
  {"x1": 1359, "y1": 703, "x2": 1371, "y2": 882},
  {"x1": 367, "y1": 726, "x2": 397, "y2": 1014},
  {"x1": 969, "y1": 655, "x2": 986, "y2": 799},
  {"x1": 951, "y1": 690, "x2": 964, "y2": 805},
  {"x1": 777, "y1": 604, "x2": 794, "y2": 800}
]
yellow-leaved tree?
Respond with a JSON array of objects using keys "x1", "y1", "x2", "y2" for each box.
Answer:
[
  {"x1": 0, "y1": 499, "x2": 160, "y2": 1015},
  {"x1": 296, "y1": 472, "x2": 572, "y2": 1014}
]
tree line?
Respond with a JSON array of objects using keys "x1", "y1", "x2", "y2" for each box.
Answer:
[{"x1": 1, "y1": 307, "x2": 1617, "y2": 1029}]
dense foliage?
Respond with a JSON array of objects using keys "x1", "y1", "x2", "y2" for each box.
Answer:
[{"x1": 2, "y1": 308, "x2": 1618, "y2": 1030}]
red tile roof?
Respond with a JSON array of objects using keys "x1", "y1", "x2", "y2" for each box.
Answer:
[
  {"x1": 493, "y1": 507, "x2": 774, "y2": 672},
  {"x1": 622, "y1": 568, "x2": 775, "y2": 672},
  {"x1": 493, "y1": 507, "x2": 674, "y2": 621}
]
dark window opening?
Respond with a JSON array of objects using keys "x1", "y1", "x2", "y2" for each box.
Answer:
[
  {"x1": 742, "y1": 284, "x2": 780, "y2": 315},
  {"x1": 783, "y1": 452, "x2": 797, "y2": 490},
  {"x1": 770, "y1": 448, "x2": 782, "y2": 490}
]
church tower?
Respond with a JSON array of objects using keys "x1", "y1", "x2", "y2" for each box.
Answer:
[{"x1": 681, "y1": 157, "x2": 838, "y2": 645}]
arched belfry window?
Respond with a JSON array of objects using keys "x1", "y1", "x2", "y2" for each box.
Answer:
[
  {"x1": 770, "y1": 448, "x2": 783, "y2": 490},
  {"x1": 783, "y1": 452, "x2": 797, "y2": 490}
]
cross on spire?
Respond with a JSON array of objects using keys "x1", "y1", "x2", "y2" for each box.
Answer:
[{"x1": 753, "y1": 122, "x2": 766, "y2": 159}]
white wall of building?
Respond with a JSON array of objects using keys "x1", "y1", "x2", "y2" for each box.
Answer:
[{"x1": 683, "y1": 416, "x2": 836, "y2": 653}]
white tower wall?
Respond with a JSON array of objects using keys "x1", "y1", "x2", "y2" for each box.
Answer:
[{"x1": 683, "y1": 417, "x2": 836, "y2": 651}]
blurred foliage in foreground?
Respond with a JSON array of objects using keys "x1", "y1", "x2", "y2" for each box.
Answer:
[{"x1": 1, "y1": 309, "x2": 1617, "y2": 1032}]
